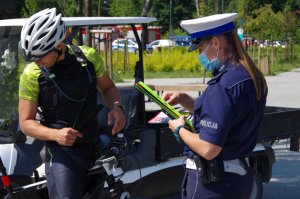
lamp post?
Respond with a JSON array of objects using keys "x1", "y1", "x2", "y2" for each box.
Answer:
[
  {"x1": 169, "y1": 0, "x2": 173, "y2": 39},
  {"x1": 221, "y1": 0, "x2": 224, "y2": 13}
]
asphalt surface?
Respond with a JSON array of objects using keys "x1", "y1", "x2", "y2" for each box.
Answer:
[{"x1": 118, "y1": 67, "x2": 300, "y2": 199}]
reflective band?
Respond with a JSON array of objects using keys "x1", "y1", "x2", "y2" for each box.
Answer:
[{"x1": 185, "y1": 158, "x2": 248, "y2": 176}]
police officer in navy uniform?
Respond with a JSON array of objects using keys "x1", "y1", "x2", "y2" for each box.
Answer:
[{"x1": 163, "y1": 13, "x2": 268, "y2": 199}]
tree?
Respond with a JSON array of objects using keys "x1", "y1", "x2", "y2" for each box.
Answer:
[
  {"x1": 83, "y1": 0, "x2": 92, "y2": 46},
  {"x1": 109, "y1": 0, "x2": 139, "y2": 16},
  {"x1": 57, "y1": 0, "x2": 77, "y2": 16},
  {"x1": 21, "y1": 0, "x2": 77, "y2": 17},
  {"x1": 150, "y1": 0, "x2": 194, "y2": 35},
  {"x1": 141, "y1": 0, "x2": 153, "y2": 49},
  {"x1": 277, "y1": 9, "x2": 297, "y2": 40},
  {"x1": 194, "y1": 0, "x2": 200, "y2": 17},
  {"x1": 245, "y1": 4, "x2": 278, "y2": 40},
  {"x1": 21, "y1": 0, "x2": 57, "y2": 17},
  {"x1": 0, "y1": 0, "x2": 23, "y2": 19},
  {"x1": 77, "y1": 0, "x2": 83, "y2": 16}
]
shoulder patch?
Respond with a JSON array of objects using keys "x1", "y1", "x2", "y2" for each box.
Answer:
[{"x1": 199, "y1": 119, "x2": 219, "y2": 130}]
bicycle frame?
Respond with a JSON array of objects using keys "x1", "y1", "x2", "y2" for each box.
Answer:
[{"x1": 0, "y1": 136, "x2": 131, "y2": 199}]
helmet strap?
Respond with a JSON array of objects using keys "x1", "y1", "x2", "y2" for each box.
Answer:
[{"x1": 53, "y1": 48, "x2": 62, "y2": 63}]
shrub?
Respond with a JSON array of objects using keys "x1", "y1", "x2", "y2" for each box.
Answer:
[{"x1": 109, "y1": 47, "x2": 203, "y2": 74}]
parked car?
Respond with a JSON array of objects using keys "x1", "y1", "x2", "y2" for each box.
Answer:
[
  {"x1": 112, "y1": 38, "x2": 153, "y2": 54},
  {"x1": 259, "y1": 40, "x2": 286, "y2": 48},
  {"x1": 112, "y1": 38, "x2": 139, "y2": 53},
  {"x1": 174, "y1": 36, "x2": 192, "y2": 47},
  {"x1": 148, "y1": 39, "x2": 176, "y2": 50},
  {"x1": 274, "y1": 41, "x2": 286, "y2": 48}
]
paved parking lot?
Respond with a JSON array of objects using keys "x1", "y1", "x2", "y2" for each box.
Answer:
[
  {"x1": 263, "y1": 140, "x2": 300, "y2": 199},
  {"x1": 262, "y1": 68, "x2": 300, "y2": 198}
]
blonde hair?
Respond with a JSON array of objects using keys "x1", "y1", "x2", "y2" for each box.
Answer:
[{"x1": 224, "y1": 31, "x2": 267, "y2": 100}]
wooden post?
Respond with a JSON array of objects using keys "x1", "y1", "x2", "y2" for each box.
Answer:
[
  {"x1": 292, "y1": 39, "x2": 295, "y2": 59},
  {"x1": 109, "y1": 34, "x2": 113, "y2": 80},
  {"x1": 259, "y1": 56, "x2": 269, "y2": 75},
  {"x1": 124, "y1": 40, "x2": 128, "y2": 71},
  {"x1": 90, "y1": 29, "x2": 114, "y2": 79},
  {"x1": 271, "y1": 36, "x2": 274, "y2": 66},
  {"x1": 104, "y1": 37, "x2": 108, "y2": 72},
  {"x1": 257, "y1": 45, "x2": 261, "y2": 68},
  {"x1": 91, "y1": 30, "x2": 95, "y2": 49}
]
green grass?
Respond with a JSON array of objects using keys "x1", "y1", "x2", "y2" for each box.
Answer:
[
  {"x1": 269, "y1": 57, "x2": 300, "y2": 75},
  {"x1": 117, "y1": 70, "x2": 205, "y2": 80},
  {"x1": 104, "y1": 45, "x2": 300, "y2": 82}
]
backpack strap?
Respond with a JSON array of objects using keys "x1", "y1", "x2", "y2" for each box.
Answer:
[
  {"x1": 69, "y1": 44, "x2": 94, "y2": 82},
  {"x1": 69, "y1": 45, "x2": 89, "y2": 66},
  {"x1": 39, "y1": 45, "x2": 95, "y2": 103}
]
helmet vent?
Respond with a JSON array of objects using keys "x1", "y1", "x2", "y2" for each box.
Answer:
[
  {"x1": 43, "y1": 41, "x2": 55, "y2": 52},
  {"x1": 47, "y1": 29, "x2": 57, "y2": 42},
  {"x1": 49, "y1": 21, "x2": 55, "y2": 28},
  {"x1": 25, "y1": 40, "x2": 29, "y2": 49},
  {"x1": 32, "y1": 44, "x2": 40, "y2": 51},
  {"x1": 28, "y1": 25, "x2": 34, "y2": 36},
  {"x1": 39, "y1": 19, "x2": 48, "y2": 29},
  {"x1": 38, "y1": 32, "x2": 47, "y2": 40}
]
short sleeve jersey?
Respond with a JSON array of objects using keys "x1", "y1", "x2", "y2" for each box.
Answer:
[
  {"x1": 19, "y1": 45, "x2": 105, "y2": 101},
  {"x1": 188, "y1": 63, "x2": 267, "y2": 160},
  {"x1": 18, "y1": 45, "x2": 105, "y2": 144}
]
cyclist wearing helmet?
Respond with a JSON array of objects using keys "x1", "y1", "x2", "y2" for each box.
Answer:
[{"x1": 18, "y1": 8, "x2": 126, "y2": 199}]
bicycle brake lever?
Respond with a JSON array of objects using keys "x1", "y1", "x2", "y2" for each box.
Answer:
[{"x1": 96, "y1": 156, "x2": 117, "y2": 165}]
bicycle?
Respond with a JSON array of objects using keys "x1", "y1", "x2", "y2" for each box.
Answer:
[{"x1": 0, "y1": 133, "x2": 137, "y2": 199}]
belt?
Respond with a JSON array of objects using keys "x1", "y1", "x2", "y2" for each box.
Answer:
[{"x1": 186, "y1": 158, "x2": 248, "y2": 176}]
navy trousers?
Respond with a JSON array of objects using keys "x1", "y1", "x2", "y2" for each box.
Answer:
[
  {"x1": 181, "y1": 166, "x2": 253, "y2": 199},
  {"x1": 45, "y1": 144, "x2": 96, "y2": 199}
]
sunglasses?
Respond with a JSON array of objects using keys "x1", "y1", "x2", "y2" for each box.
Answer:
[{"x1": 19, "y1": 42, "x2": 55, "y2": 62}]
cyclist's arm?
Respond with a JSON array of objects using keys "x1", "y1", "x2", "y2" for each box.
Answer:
[
  {"x1": 18, "y1": 99, "x2": 58, "y2": 141},
  {"x1": 19, "y1": 99, "x2": 82, "y2": 145},
  {"x1": 97, "y1": 74, "x2": 121, "y2": 109}
]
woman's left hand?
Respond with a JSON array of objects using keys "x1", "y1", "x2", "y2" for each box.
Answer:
[
  {"x1": 107, "y1": 108, "x2": 126, "y2": 135},
  {"x1": 168, "y1": 115, "x2": 186, "y2": 132}
]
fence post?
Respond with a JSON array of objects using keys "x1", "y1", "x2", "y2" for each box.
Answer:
[{"x1": 259, "y1": 56, "x2": 269, "y2": 75}]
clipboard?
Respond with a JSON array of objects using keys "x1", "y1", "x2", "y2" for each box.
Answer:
[{"x1": 134, "y1": 81, "x2": 193, "y2": 131}]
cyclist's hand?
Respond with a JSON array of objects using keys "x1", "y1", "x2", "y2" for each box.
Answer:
[
  {"x1": 54, "y1": 128, "x2": 83, "y2": 146},
  {"x1": 107, "y1": 108, "x2": 126, "y2": 135}
]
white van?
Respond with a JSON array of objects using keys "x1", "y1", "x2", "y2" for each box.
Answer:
[{"x1": 148, "y1": 39, "x2": 176, "y2": 50}]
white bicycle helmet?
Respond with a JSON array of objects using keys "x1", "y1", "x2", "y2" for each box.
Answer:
[{"x1": 19, "y1": 8, "x2": 66, "y2": 61}]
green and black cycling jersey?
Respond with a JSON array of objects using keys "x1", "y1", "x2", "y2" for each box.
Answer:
[{"x1": 19, "y1": 45, "x2": 105, "y2": 144}]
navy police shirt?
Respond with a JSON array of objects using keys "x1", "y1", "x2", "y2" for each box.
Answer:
[{"x1": 187, "y1": 62, "x2": 267, "y2": 160}]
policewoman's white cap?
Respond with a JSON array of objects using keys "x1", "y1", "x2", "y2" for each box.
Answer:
[{"x1": 180, "y1": 13, "x2": 238, "y2": 52}]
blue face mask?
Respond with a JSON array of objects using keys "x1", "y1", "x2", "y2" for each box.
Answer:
[{"x1": 197, "y1": 41, "x2": 220, "y2": 72}]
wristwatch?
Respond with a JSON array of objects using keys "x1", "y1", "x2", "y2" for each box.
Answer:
[
  {"x1": 173, "y1": 124, "x2": 185, "y2": 143},
  {"x1": 113, "y1": 102, "x2": 125, "y2": 113}
]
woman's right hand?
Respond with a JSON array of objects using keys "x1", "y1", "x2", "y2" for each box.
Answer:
[{"x1": 162, "y1": 91, "x2": 181, "y2": 105}]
